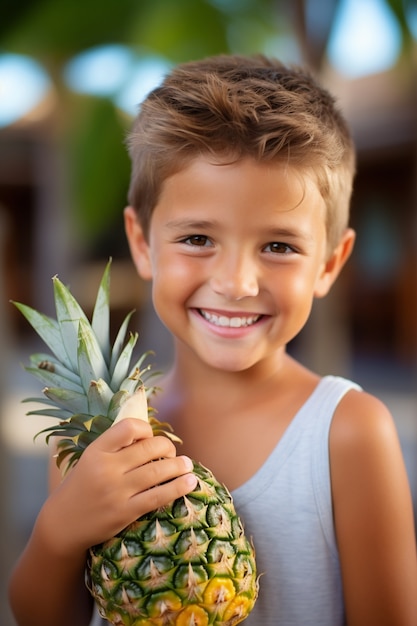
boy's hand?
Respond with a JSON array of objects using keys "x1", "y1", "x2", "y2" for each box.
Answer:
[{"x1": 40, "y1": 418, "x2": 197, "y2": 555}]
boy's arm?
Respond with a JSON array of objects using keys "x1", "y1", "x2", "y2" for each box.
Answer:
[
  {"x1": 8, "y1": 418, "x2": 197, "y2": 626},
  {"x1": 8, "y1": 502, "x2": 94, "y2": 626},
  {"x1": 330, "y1": 390, "x2": 417, "y2": 626}
]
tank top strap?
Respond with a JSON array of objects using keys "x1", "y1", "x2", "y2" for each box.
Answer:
[
  {"x1": 313, "y1": 375, "x2": 361, "y2": 416},
  {"x1": 272, "y1": 375, "x2": 362, "y2": 463},
  {"x1": 296, "y1": 375, "x2": 361, "y2": 436}
]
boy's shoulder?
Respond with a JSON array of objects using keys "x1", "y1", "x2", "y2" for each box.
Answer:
[
  {"x1": 330, "y1": 386, "x2": 395, "y2": 451},
  {"x1": 329, "y1": 386, "x2": 402, "y2": 494},
  {"x1": 328, "y1": 383, "x2": 417, "y2": 614}
]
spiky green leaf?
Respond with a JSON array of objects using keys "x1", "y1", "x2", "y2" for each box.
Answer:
[
  {"x1": 55, "y1": 443, "x2": 82, "y2": 472},
  {"x1": 23, "y1": 395, "x2": 73, "y2": 412},
  {"x1": 149, "y1": 416, "x2": 182, "y2": 443},
  {"x1": 110, "y1": 332, "x2": 138, "y2": 390},
  {"x1": 35, "y1": 421, "x2": 87, "y2": 441},
  {"x1": 77, "y1": 430, "x2": 99, "y2": 447},
  {"x1": 109, "y1": 309, "x2": 135, "y2": 374},
  {"x1": 15, "y1": 262, "x2": 175, "y2": 461},
  {"x1": 43, "y1": 386, "x2": 89, "y2": 414},
  {"x1": 89, "y1": 414, "x2": 112, "y2": 434},
  {"x1": 128, "y1": 353, "x2": 158, "y2": 386},
  {"x1": 87, "y1": 378, "x2": 113, "y2": 416},
  {"x1": 117, "y1": 362, "x2": 159, "y2": 397},
  {"x1": 77, "y1": 318, "x2": 110, "y2": 392},
  {"x1": 119, "y1": 375, "x2": 142, "y2": 396},
  {"x1": 107, "y1": 390, "x2": 130, "y2": 421},
  {"x1": 27, "y1": 408, "x2": 73, "y2": 420},
  {"x1": 29, "y1": 353, "x2": 82, "y2": 385},
  {"x1": 12, "y1": 302, "x2": 72, "y2": 369},
  {"x1": 91, "y1": 259, "x2": 111, "y2": 366},
  {"x1": 24, "y1": 366, "x2": 84, "y2": 393},
  {"x1": 53, "y1": 275, "x2": 89, "y2": 371}
]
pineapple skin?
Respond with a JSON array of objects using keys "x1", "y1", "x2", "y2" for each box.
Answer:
[
  {"x1": 13, "y1": 262, "x2": 258, "y2": 626},
  {"x1": 88, "y1": 463, "x2": 258, "y2": 626}
]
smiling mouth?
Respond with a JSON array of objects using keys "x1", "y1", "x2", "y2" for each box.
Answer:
[{"x1": 199, "y1": 309, "x2": 262, "y2": 328}]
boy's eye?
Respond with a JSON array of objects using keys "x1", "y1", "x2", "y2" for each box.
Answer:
[
  {"x1": 264, "y1": 242, "x2": 294, "y2": 254},
  {"x1": 182, "y1": 235, "x2": 212, "y2": 247}
]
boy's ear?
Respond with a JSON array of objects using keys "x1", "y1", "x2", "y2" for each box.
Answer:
[
  {"x1": 314, "y1": 228, "x2": 356, "y2": 298},
  {"x1": 124, "y1": 206, "x2": 153, "y2": 280}
]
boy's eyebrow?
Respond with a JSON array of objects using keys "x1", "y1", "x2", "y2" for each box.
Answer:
[
  {"x1": 164, "y1": 219, "x2": 314, "y2": 241},
  {"x1": 266, "y1": 226, "x2": 315, "y2": 242},
  {"x1": 164, "y1": 218, "x2": 218, "y2": 231}
]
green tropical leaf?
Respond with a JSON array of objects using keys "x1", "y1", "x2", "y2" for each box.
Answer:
[
  {"x1": 27, "y1": 408, "x2": 73, "y2": 420},
  {"x1": 87, "y1": 378, "x2": 114, "y2": 416},
  {"x1": 91, "y1": 259, "x2": 111, "y2": 365},
  {"x1": 24, "y1": 366, "x2": 84, "y2": 393},
  {"x1": 107, "y1": 390, "x2": 130, "y2": 421},
  {"x1": 55, "y1": 443, "x2": 82, "y2": 472},
  {"x1": 28, "y1": 353, "x2": 82, "y2": 385},
  {"x1": 53, "y1": 275, "x2": 89, "y2": 371},
  {"x1": 43, "y1": 386, "x2": 89, "y2": 413},
  {"x1": 110, "y1": 331, "x2": 138, "y2": 390},
  {"x1": 12, "y1": 302, "x2": 72, "y2": 369},
  {"x1": 110, "y1": 310, "x2": 135, "y2": 374},
  {"x1": 77, "y1": 317, "x2": 110, "y2": 392},
  {"x1": 77, "y1": 430, "x2": 99, "y2": 447},
  {"x1": 35, "y1": 422, "x2": 87, "y2": 440},
  {"x1": 90, "y1": 414, "x2": 113, "y2": 435},
  {"x1": 23, "y1": 395, "x2": 73, "y2": 413}
]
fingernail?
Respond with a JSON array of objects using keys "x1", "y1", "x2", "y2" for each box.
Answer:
[
  {"x1": 181, "y1": 456, "x2": 194, "y2": 472},
  {"x1": 185, "y1": 473, "x2": 198, "y2": 489}
]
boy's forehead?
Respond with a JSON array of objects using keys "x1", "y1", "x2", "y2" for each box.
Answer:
[
  {"x1": 154, "y1": 155, "x2": 326, "y2": 225},
  {"x1": 159, "y1": 155, "x2": 321, "y2": 202}
]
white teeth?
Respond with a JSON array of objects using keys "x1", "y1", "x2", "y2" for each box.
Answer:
[{"x1": 200, "y1": 310, "x2": 260, "y2": 328}]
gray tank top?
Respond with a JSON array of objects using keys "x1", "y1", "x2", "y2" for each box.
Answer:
[
  {"x1": 91, "y1": 375, "x2": 360, "y2": 626},
  {"x1": 232, "y1": 375, "x2": 360, "y2": 625}
]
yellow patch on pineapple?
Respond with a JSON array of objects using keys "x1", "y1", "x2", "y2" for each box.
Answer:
[
  {"x1": 203, "y1": 577, "x2": 236, "y2": 605},
  {"x1": 176, "y1": 604, "x2": 209, "y2": 626},
  {"x1": 223, "y1": 595, "x2": 253, "y2": 623}
]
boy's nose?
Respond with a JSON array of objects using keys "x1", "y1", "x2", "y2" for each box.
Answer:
[{"x1": 209, "y1": 253, "x2": 259, "y2": 300}]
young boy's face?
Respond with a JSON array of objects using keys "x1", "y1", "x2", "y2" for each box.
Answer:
[{"x1": 126, "y1": 157, "x2": 353, "y2": 373}]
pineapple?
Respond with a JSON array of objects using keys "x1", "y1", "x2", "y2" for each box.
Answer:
[{"x1": 13, "y1": 260, "x2": 258, "y2": 626}]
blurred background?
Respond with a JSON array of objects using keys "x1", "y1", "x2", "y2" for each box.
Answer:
[{"x1": 1, "y1": 0, "x2": 416, "y2": 623}]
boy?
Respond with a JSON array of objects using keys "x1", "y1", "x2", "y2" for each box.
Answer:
[{"x1": 9, "y1": 54, "x2": 417, "y2": 625}]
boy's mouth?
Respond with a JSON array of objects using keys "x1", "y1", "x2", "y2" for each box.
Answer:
[{"x1": 198, "y1": 309, "x2": 262, "y2": 328}]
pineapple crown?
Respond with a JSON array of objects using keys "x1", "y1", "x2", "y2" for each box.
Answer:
[{"x1": 12, "y1": 260, "x2": 176, "y2": 472}]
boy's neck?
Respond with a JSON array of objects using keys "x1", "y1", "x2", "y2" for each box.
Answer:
[{"x1": 159, "y1": 345, "x2": 315, "y2": 413}]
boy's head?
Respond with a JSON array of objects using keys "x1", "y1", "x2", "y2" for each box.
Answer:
[{"x1": 127, "y1": 54, "x2": 355, "y2": 253}]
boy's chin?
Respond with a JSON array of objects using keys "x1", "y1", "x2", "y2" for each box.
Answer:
[{"x1": 189, "y1": 347, "x2": 269, "y2": 374}]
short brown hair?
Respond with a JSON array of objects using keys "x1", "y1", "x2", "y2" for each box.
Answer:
[{"x1": 127, "y1": 54, "x2": 355, "y2": 251}]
